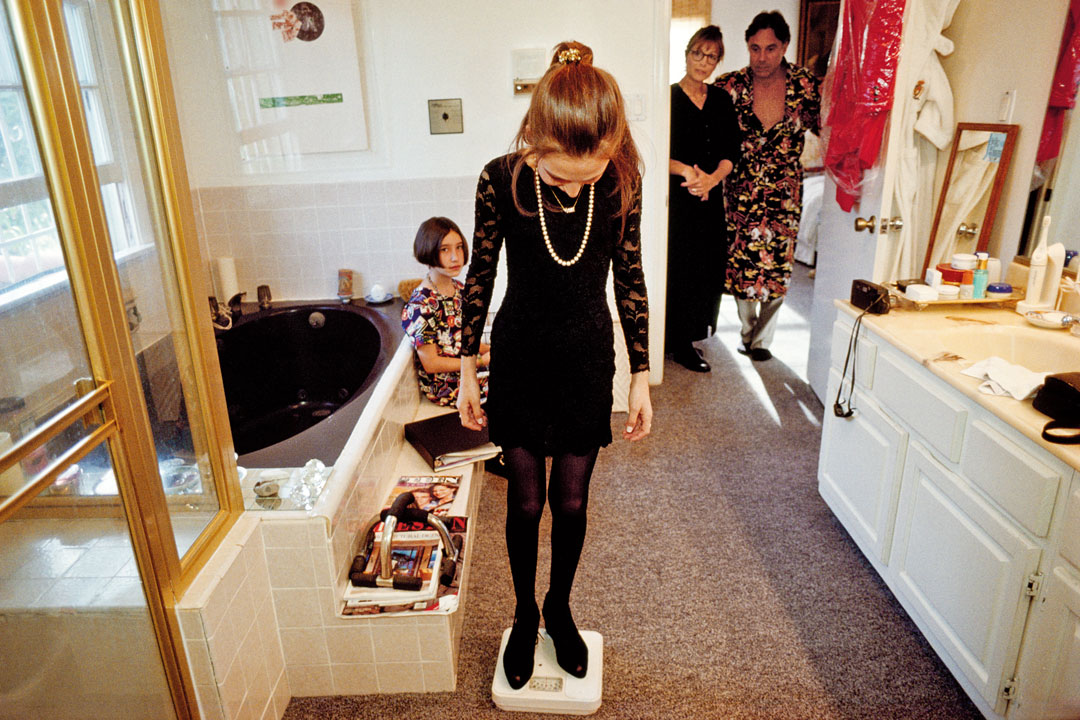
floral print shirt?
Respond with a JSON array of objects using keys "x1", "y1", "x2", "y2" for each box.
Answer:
[
  {"x1": 401, "y1": 280, "x2": 487, "y2": 406},
  {"x1": 716, "y1": 62, "x2": 821, "y2": 300}
]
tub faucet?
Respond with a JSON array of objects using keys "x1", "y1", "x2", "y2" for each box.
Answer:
[
  {"x1": 257, "y1": 284, "x2": 272, "y2": 310},
  {"x1": 228, "y1": 292, "x2": 246, "y2": 319}
]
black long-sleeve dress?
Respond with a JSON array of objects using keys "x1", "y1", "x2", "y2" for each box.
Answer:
[
  {"x1": 461, "y1": 154, "x2": 649, "y2": 455},
  {"x1": 666, "y1": 83, "x2": 740, "y2": 348}
]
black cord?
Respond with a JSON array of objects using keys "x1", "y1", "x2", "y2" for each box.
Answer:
[{"x1": 834, "y1": 310, "x2": 868, "y2": 418}]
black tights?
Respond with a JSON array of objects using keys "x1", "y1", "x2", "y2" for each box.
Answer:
[{"x1": 502, "y1": 445, "x2": 599, "y2": 613}]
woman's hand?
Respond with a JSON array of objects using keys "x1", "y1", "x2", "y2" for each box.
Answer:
[
  {"x1": 681, "y1": 164, "x2": 716, "y2": 201},
  {"x1": 622, "y1": 371, "x2": 652, "y2": 441},
  {"x1": 457, "y1": 356, "x2": 487, "y2": 430}
]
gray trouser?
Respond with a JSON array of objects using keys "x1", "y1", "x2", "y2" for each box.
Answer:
[{"x1": 735, "y1": 296, "x2": 784, "y2": 350}]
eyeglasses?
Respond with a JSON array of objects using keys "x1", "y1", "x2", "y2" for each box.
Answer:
[{"x1": 689, "y1": 49, "x2": 720, "y2": 64}]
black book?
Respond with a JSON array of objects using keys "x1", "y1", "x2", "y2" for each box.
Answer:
[{"x1": 403, "y1": 411, "x2": 500, "y2": 470}]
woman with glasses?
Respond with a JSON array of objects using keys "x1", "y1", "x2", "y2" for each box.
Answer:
[{"x1": 666, "y1": 25, "x2": 739, "y2": 372}]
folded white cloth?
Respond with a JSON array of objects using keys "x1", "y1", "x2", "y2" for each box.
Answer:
[{"x1": 960, "y1": 356, "x2": 1048, "y2": 400}]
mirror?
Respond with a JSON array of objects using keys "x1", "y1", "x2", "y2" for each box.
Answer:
[{"x1": 922, "y1": 122, "x2": 1019, "y2": 275}]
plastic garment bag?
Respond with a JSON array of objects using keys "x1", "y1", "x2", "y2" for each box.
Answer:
[
  {"x1": 822, "y1": 0, "x2": 907, "y2": 211},
  {"x1": 1038, "y1": 0, "x2": 1080, "y2": 163}
]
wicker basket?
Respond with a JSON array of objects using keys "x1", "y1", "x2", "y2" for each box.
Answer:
[{"x1": 398, "y1": 278, "x2": 422, "y2": 299}]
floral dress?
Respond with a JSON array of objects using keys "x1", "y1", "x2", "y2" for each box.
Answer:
[
  {"x1": 401, "y1": 281, "x2": 488, "y2": 406},
  {"x1": 716, "y1": 62, "x2": 820, "y2": 300}
]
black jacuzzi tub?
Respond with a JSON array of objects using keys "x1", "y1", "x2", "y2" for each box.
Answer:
[{"x1": 215, "y1": 299, "x2": 403, "y2": 468}]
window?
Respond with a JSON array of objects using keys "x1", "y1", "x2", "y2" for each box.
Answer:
[{"x1": 0, "y1": 0, "x2": 149, "y2": 300}]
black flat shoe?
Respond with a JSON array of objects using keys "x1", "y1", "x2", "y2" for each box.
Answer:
[
  {"x1": 737, "y1": 343, "x2": 750, "y2": 356},
  {"x1": 542, "y1": 595, "x2": 588, "y2": 678},
  {"x1": 673, "y1": 348, "x2": 710, "y2": 372},
  {"x1": 503, "y1": 604, "x2": 540, "y2": 690},
  {"x1": 750, "y1": 348, "x2": 773, "y2": 362}
]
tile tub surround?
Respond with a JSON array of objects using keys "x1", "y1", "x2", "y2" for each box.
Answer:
[
  {"x1": 193, "y1": 177, "x2": 477, "y2": 304},
  {"x1": 179, "y1": 339, "x2": 479, "y2": 717}
]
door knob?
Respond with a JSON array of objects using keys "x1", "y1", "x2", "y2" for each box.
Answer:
[
  {"x1": 957, "y1": 222, "x2": 978, "y2": 238},
  {"x1": 854, "y1": 216, "x2": 876, "y2": 233},
  {"x1": 882, "y1": 216, "x2": 904, "y2": 232}
]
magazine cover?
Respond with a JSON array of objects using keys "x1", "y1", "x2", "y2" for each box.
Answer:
[{"x1": 386, "y1": 474, "x2": 462, "y2": 517}]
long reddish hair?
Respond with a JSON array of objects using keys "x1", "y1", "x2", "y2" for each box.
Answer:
[{"x1": 510, "y1": 41, "x2": 642, "y2": 222}]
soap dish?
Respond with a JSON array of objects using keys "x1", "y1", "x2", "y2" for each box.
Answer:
[{"x1": 1023, "y1": 310, "x2": 1070, "y2": 329}]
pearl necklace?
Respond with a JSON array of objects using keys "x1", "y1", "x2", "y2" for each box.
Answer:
[{"x1": 535, "y1": 169, "x2": 594, "y2": 267}]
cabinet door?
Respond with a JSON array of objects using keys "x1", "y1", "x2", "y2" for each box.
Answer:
[
  {"x1": 1010, "y1": 566, "x2": 1080, "y2": 720},
  {"x1": 890, "y1": 442, "x2": 1041, "y2": 709},
  {"x1": 818, "y1": 368, "x2": 907, "y2": 568}
]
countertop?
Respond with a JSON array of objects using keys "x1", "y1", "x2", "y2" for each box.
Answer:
[{"x1": 835, "y1": 300, "x2": 1080, "y2": 469}]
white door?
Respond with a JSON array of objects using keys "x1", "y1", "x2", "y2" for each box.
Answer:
[{"x1": 807, "y1": 0, "x2": 914, "y2": 401}]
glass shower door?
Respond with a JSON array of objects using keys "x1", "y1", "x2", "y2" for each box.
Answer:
[{"x1": 0, "y1": 3, "x2": 177, "y2": 716}]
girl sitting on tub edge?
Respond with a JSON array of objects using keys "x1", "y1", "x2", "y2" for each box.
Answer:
[{"x1": 402, "y1": 216, "x2": 491, "y2": 406}]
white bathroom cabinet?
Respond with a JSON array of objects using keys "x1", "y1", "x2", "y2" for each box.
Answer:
[{"x1": 818, "y1": 306, "x2": 1080, "y2": 719}]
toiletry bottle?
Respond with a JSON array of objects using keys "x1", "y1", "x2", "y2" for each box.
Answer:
[
  {"x1": 959, "y1": 270, "x2": 974, "y2": 299},
  {"x1": 972, "y1": 252, "x2": 989, "y2": 299},
  {"x1": 1018, "y1": 215, "x2": 1050, "y2": 314},
  {"x1": 1045, "y1": 242, "x2": 1066, "y2": 309}
]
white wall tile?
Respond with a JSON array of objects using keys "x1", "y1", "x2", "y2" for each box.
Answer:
[
  {"x1": 325, "y1": 625, "x2": 375, "y2": 665},
  {"x1": 422, "y1": 661, "x2": 456, "y2": 692},
  {"x1": 371, "y1": 622, "x2": 421, "y2": 663},
  {"x1": 285, "y1": 664, "x2": 333, "y2": 697},
  {"x1": 272, "y1": 588, "x2": 322, "y2": 629},
  {"x1": 375, "y1": 662, "x2": 425, "y2": 693},
  {"x1": 280, "y1": 627, "x2": 330, "y2": 665},
  {"x1": 265, "y1": 548, "x2": 317, "y2": 589},
  {"x1": 331, "y1": 663, "x2": 378, "y2": 694}
]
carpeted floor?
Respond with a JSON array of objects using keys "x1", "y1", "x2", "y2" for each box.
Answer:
[{"x1": 284, "y1": 266, "x2": 982, "y2": 719}]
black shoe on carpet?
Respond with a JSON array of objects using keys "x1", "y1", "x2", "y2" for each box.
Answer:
[
  {"x1": 674, "y1": 348, "x2": 710, "y2": 372},
  {"x1": 750, "y1": 347, "x2": 773, "y2": 362}
]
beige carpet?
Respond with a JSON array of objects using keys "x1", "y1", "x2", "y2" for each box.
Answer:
[{"x1": 285, "y1": 267, "x2": 981, "y2": 719}]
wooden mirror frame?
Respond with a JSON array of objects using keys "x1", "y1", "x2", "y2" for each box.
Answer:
[{"x1": 922, "y1": 122, "x2": 1020, "y2": 275}]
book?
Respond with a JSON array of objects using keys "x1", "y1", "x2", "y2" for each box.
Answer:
[{"x1": 404, "y1": 411, "x2": 501, "y2": 471}]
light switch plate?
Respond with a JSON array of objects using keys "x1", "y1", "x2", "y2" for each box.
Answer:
[{"x1": 428, "y1": 98, "x2": 463, "y2": 134}]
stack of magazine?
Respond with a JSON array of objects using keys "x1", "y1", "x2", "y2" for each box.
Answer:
[{"x1": 342, "y1": 475, "x2": 469, "y2": 616}]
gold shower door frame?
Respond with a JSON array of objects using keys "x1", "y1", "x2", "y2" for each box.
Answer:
[{"x1": 0, "y1": 0, "x2": 242, "y2": 717}]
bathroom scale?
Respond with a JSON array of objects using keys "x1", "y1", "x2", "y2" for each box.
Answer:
[{"x1": 491, "y1": 628, "x2": 603, "y2": 715}]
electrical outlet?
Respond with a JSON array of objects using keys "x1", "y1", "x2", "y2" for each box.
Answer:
[{"x1": 999, "y1": 89, "x2": 1016, "y2": 123}]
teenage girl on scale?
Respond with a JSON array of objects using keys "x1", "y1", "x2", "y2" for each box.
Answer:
[{"x1": 457, "y1": 41, "x2": 652, "y2": 689}]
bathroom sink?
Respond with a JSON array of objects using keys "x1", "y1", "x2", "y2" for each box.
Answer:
[{"x1": 910, "y1": 325, "x2": 1080, "y2": 374}]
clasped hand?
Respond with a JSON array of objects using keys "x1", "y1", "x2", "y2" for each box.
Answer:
[{"x1": 680, "y1": 164, "x2": 716, "y2": 201}]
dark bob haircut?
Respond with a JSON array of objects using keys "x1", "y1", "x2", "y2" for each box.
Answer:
[
  {"x1": 685, "y1": 25, "x2": 724, "y2": 61},
  {"x1": 745, "y1": 11, "x2": 790, "y2": 44},
  {"x1": 413, "y1": 216, "x2": 467, "y2": 268}
]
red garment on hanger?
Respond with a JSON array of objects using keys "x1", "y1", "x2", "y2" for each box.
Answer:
[
  {"x1": 823, "y1": 0, "x2": 906, "y2": 211},
  {"x1": 1037, "y1": 0, "x2": 1080, "y2": 163}
]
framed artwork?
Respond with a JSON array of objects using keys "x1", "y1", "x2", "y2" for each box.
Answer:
[
  {"x1": 214, "y1": 0, "x2": 369, "y2": 158},
  {"x1": 798, "y1": 0, "x2": 840, "y2": 79}
]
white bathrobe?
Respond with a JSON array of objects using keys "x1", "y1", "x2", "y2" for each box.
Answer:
[{"x1": 888, "y1": 0, "x2": 962, "y2": 280}]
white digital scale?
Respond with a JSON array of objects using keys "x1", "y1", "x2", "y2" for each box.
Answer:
[{"x1": 491, "y1": 628, "x2": 603, "y2": 715}]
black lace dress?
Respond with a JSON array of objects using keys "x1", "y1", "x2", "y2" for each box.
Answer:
[{"x1": 461, "y1": 154, "x2": 649, "y2": 455}]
